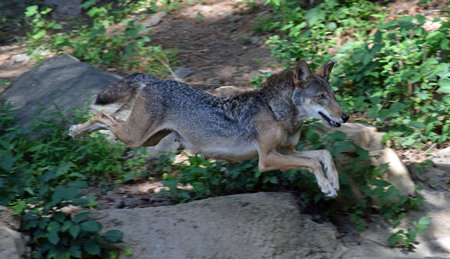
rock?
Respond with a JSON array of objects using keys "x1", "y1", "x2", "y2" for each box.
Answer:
[
  {"x1": 250, "y1": 36, "x2": 264, "y2": 45},
  {"x1": 410, "y1": 162, "x2": 450, "y2": 191},
  {"x1": 0, "y1": 206, "x2": 26, "y2": 259},
  {"x1": 91, "y1": 192, "x2": 341, "y2": 259},
  {"x1": 11, "y1": 54, "x2": 30, "y2": 65},
  {"x1": 141, "y1": 12, "x2": 167, "y2": 27},
  {"x1": 434, "y1": 147, "x2": 450, "y2": 158},
  {"x1": 168, "y1": 67, "x2": 193, "y2": 81},
  {"x1": 123, "y1": 198, "x2": 144, "y2": 207},
  {"x1": 316, "y1": 123, "x2": 416, "y2": 197},
  {"x1": 316, "y1": 122, "x2": 384, "y2": 150},
  {"x1": 214, "y1": 85, "x2": 240, "y2": 97},
  {"x1": 228, "y1": 15, "x2": 242, "y2": 23},
  {"x1": 45, "y1": 0, "x2": 82, "y2": 19},
  {"x1": 1, "y1": 54, "x2": 121, "y2": 129},
  {"x1": 370, "y1": 148, "x2": 416, "y2": 196}
]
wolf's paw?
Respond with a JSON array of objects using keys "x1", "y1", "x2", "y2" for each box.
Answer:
[
  {"x1": 318, "y1": 180, "x2": 338, "y2": 198},
  {"x1": 330, "y1": 178, "x2": 340, "y2": 191},
  {"x1": 68, "y1": 125, "x2": 85, "y2": 139},
  {"x1": 323, "y1": 187, "x2": 337, "y2": 198},
  {"x1": 323, "y1": 166, "x2": 340, "y2": 191}
]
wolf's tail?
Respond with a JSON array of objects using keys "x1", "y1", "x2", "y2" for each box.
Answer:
[{"x1": 95, "y1": 73, "x2": 161, "y2": 105}]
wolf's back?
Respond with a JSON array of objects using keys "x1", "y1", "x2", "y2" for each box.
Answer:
[{"x1": 95, "y1": 73, "x2": 161, "y2": 105}]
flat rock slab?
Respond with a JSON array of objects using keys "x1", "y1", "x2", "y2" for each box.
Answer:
[
  {"x1": 91, "y1": 192, "x2": 340, "y2": 259},
  {"x1": 1, "y1": 54, "x2": 121, "y2": 128}
]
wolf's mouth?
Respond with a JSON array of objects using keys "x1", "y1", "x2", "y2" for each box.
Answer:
[{"x1": 319, "y1": 112, "x2": 341, "y2": 128}]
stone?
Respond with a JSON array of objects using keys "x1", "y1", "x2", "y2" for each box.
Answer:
[
  {"x1": 250, "y1": 36, "x2": 264, "y2": 45},
  {"x1": 370, "y1": 148, "x2": 416, "y2": 196},
  {"x1": 141, "y1": 12, "x2": 167, "y2": 27},
  {"x1": 315, "y1": 123, "x2": 416, "y2": 197},
  {"x1": 1, "y1": 54, "x2": 121, "y2": 129},
  {"x1": 11, "y1": 54, "x2": 30, "y2": 65},
  {"x1": 45, "y1": 0, "x2": 82, "y2": 19},
  {"x1": 315, "y1": 122, "x2": 384, "y2": 150},
  {"x1": 91, "y1": 192, "x2": 341, "y2": 259},
  {"x1": 435, "y1": 147, "x2": 450, "y2": 158},
  {"x1": 214, "y1": 85, "x2": 240, "y2": 97},
  {"x1": 168, "y1": 67, "x2": 193, "y2": 81},
  {"x1": 0, "y1": 206, "x2": 26, "y2": 259}
]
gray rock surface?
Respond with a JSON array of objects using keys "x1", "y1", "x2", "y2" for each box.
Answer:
[
  {"x1": 0, "y1": 206, "x2": 26, "y2": 259},
  {"x1": 1, "y1": 54, "x2": 121, "y2": 129},
  {"x1": 92, "y1": 192, "x2": 341, "y2": 259},
  {"x1": 45, "y1": 0, "x2": 82, "y2": 19},
  {"x1": 141, "y1": 12, "x2": 167, "y2": 27}
]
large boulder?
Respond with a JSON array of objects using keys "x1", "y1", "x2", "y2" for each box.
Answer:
[
  {"x1": 1, "y1": 54, "x2": 121, "y2": 129},
  {"x1": 92, "y1": 192, "x2": 341, "y2": 259},
  {"x1": 316, "y1": 122, "x2": 416, "y2": 197}
]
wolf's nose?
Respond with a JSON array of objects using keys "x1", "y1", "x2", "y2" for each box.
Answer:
[{"x1": 341, "y1": 114, "x2": 349, "y2": 123}]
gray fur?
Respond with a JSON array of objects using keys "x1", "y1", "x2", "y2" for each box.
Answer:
[{"x1": 69, "y1": 60, "x2": 349, "y2": 197}]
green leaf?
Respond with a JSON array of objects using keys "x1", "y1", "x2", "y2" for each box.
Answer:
[
  {"x1": 25, "y1": 5, "x2": 39, "y2": 17},
  {"x1": 268, "y1": 176, "x2": 278, "y2": 184},
  {"x1": 24, "y1": 187, "x2": 35, "y2": 195},
  {"x1": 437, "y1": 78, "x2": 450, "y2": 93},
  {"x1": 74, "y1": 212, "x2": 90, "y2": 223},
  {"x1": 47, "y1": 221, "x2": 61, "y2": 231},
  {"x1": 69, "y1": 225, "x2": 80, "y2": 239},
  {"x1": 31, "y1": 30, "x2": 47, "y2": 40},
  {"x1": 125, "y1": 247, "x2": 133, "y2": 256},
  {"x1": 69, "y1": 245, "x2": 82, "y2": 258},
  {"x1": 81, "y1": 0, "x2": 97, "y2": 9},
  {"x1": 0, "y1": 155, "x2": 17, "y2": 171},
  {"x1": 48, "y1": 229, "x2": 60, "y2": 245},
  {"x1": 52, "y1": 186, "x2": 82, "y2": 202},
  {"x1": 52, "y1": 23, "x2": 63, "y2": 30},
  {"x1": 327, "y1": 22, "x2": 337, "y2": 31},
  {"x1": 304, "y1": 7, "x2": 325, "y2": 26},
  {"x1": 83, "y1": 239, "x2": 101, "y2": 255},
  {"x1": 388, "y1": 231, "x2": 405, "y2": 246},
  {"x1": 418, "y1": 216, "x2": 431, "y2": 226},
  {"x1": 81, "y1": 220, "x2": 102, "y2": 232},
  {"x1": 102, "y1": 230, "x2": 123, "y2": 243},
  {"x1": 441, "y1": 38, "x2": 449, "y2": 50}
]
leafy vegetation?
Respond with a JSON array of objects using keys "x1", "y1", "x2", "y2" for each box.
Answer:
[
  {"x1": 24, "y1": 0, "x2": 177, "y2": 75},
  {"x1": 0, "y1": 104, "x2": 145, "y2": 258},
  {"x1": 260, "y1": 0, "x2": 449, "y2": 149}
]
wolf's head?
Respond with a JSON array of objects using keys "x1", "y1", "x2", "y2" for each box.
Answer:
[{"x1": 291, "y1": 60, "x2": 349, "y2": 127}]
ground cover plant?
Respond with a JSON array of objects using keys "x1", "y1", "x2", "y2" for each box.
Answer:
[
  {"x1": 0, "y1": 105, "x2": 146, "y2": 258},
  {"x1": 23, "y1": 0, "x2": 177, "y2": 76}
]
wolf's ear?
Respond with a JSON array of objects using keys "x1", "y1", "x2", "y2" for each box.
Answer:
[
  {"x1": 316, "y1": 60, "x2": 336, "y2": 81},
  {"x1": 293, "y1": 60, "x2": 312, "y2": 89}
]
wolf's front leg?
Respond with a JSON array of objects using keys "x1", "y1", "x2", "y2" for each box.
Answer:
[{"x1": 257, "y1": 151, "x2": 338, "y2": 198}]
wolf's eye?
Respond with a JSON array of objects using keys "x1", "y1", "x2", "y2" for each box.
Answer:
[{"x1": 318, "y1": 94, "x2": 325, "y2": 99}]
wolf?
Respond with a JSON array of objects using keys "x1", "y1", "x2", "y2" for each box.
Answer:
[{"x1": 69, "y1": 60, "x2": 349, "y2": 197}]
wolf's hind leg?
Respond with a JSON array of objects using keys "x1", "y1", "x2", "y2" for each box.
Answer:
[
  {"x1": 69, "y1": 95, "x2": 166, "y2": 149},
  {"x1": 68, "y1": 109, "x2": 115, "y2": 139}
]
